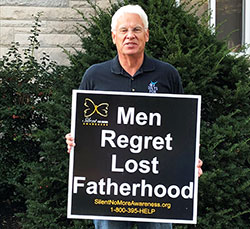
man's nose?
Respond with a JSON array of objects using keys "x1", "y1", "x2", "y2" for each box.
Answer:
[{"x1": 126, "y1": 30, "x2": 136, "y2": 39}]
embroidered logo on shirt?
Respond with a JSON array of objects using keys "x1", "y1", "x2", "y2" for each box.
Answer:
[{"x1": 148, "y1": 81, "x2": 158, "y2": 93}]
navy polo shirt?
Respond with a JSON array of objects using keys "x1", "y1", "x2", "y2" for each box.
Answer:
[{"x1": 79, "y1": 54, "x2": 183, "y2": 94}]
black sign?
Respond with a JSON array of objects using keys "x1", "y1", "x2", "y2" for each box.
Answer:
[{"x1": 67, "y1": 90, "x2": 201, "y2": 224}]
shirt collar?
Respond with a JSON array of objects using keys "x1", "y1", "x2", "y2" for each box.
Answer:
[{"x1": 111, "y1": 54, "x2": 155, "y2": 76}]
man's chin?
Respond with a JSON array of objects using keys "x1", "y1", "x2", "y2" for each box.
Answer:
[{"x1": 123, "y1": 50, "x2": 141, "y2": 56}]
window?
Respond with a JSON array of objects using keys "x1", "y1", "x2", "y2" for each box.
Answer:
[{"x1": 209, "y1": 0, "x2": 250, "y2": 53}]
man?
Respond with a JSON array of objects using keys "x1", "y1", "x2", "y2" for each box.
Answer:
[{"x1": 66, "y1": 4, "x2": 203, "y2": 229}]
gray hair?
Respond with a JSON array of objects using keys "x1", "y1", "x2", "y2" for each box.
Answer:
[{"x1": 111, "y1": 5, "x2": 149, "y2": 32}]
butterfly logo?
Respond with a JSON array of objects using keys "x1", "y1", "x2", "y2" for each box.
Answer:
[{"x1": 84, "y1": 98, "x2": 109, "y2": 118}]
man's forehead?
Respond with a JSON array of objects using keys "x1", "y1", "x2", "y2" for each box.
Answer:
[
  {"x1": 116, "y1": 13, "x2": 144, "y2": 26},
  {"x1": 118, "y1": 24, "x2": 143, "y2": 29}
]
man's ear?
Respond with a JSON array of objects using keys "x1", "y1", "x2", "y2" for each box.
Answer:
[
  {"x1": 145, "y1": 29, "x2": 149, "y2": 42},
  {"x1": 111, "y1": 32, "x2": 116, "y2": 44}
]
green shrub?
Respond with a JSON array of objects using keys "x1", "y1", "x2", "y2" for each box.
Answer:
[
  {"x1": 16, "y1": 50, "x2": 92, "y2": 229},
  {"x1": 0, "y1": 13, "x2": 58, "y2": 226}
]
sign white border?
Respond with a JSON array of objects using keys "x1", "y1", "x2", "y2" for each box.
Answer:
[{"x1": 67, "y1": 90, "x2": 201, "y2": 224}]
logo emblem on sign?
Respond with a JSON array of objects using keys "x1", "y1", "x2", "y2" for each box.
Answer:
[
  {"x1": 148, "y1": 81, "x2": 158, "y2": 93},
  {"x1": 84, "y1": 98, "x2": 109, "y2": 118}
]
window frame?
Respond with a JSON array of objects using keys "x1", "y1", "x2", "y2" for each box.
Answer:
[{"x1": 209, "y1": 0, "x2": 250, "y2": 54}]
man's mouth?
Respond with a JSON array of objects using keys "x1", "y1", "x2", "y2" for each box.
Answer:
[{"x1": 124, "y1": 42, "x2": 137, "y2": 47}]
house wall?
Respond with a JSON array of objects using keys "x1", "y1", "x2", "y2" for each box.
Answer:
[
  {"x1": 0, "y1": 0, "x2": 116, "y2": 65},
  {"x1": 0, "y1": 0, "x2": 209, "y2": 65},
  {"x1": 182, "y1": 0, "x2": 208, "y2": 18}
]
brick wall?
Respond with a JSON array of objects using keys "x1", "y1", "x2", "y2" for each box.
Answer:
[{"x1": 0, "y1": 0, "x2": 116, "y2": 65}]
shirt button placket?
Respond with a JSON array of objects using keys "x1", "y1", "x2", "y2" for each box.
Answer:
[{"x1": 131, "y1": 77, "x2": 135, "y2": 92}]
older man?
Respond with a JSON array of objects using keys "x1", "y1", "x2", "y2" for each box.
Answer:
[
  {"x1": 78, "y1": 5, "x2": 183, "y2": 93},
  {"x1": 66, "y1": 4, "x2": 203, "y2": 229}
]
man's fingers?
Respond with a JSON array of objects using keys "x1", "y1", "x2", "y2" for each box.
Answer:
[
  {"x1": 65, "y1": 133, "x2": 73, "y2": 141},
  {"x1": 198, "y1": 159, "x2": 203, "y2": 167},
  {"x1": 65, "y1": 133, "x2": 71, "y2": 139},
  {"x1": 66, "y1": 139, "x2": 75, "y2": 146},
  {"x1": 197, "y1": 159, "x2": 203, "y2": 177},
  {"x1": 198, "y1": 168, "x2": 203, "y2": 177},
  {"x1": 67, "y1": 145, "x2": 71, "y2": 154},
  {"x1": 65, "y1": 133, "x2": 75, "y2": 153}
]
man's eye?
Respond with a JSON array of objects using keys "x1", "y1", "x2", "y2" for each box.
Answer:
[
  {"x1": 119, "y1": 29, "x2": 128, "y2": 33},
  {"x1": 134, "y1": 27, "x2": 143, "y2": 33}
]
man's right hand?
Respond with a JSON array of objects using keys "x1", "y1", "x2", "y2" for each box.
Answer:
[{"x1": 65, "y1": 133, "x2": 75, "y2": 153}]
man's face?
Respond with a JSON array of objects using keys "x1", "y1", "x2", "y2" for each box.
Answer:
[{"x1": 112, "y1": 13, "x2": 149, "y2": 57}]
